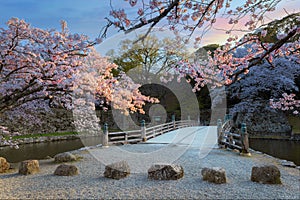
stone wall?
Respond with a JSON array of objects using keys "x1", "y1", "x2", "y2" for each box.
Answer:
[
  {"x1": 0, "y1": 106, "x2": 125, "y2": 135},
  {"x1": 232, "y1": 110, "x2": 292, "y2": 138},
  {"x1": 0, "y1": 108, "x2": 75, "y2": 134},
  {"x1": 0, "y1": 135, "x2": 80, "y2": 147}
]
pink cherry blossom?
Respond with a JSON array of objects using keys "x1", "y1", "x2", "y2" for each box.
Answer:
[{"x1": 0, "y1": 18, "x2": 157, "y2": 145}]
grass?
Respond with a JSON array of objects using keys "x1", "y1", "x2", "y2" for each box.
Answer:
[
  {"x1": 11, "y1": 131, "x2": 78, "y2": 140},
  {"x1": 288, "y1": 116, "x2": 300, "y2": 134}
]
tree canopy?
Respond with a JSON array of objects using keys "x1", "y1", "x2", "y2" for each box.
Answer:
[{"x1": 107, "y1": 34, "x2": 190, "y2": 83}]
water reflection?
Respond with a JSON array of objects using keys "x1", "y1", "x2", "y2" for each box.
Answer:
[
  {"x1": 250, "y1": 139, "x2": 300, "y2": 165},
  {"x1": 0, "y1": 137, "x2": 101, "y2": 163}
]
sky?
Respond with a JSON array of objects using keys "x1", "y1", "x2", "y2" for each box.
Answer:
[{"x1": 0, "y1": 0, "x2": 299, "y2": 55}]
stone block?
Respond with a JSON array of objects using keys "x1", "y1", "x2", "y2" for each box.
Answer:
[
  {"x1": 104, "y1": 161, "x2": 130, "y2": 180},
  {"x1": 54, "y1": 164, "x2": 79, "y2": 176},
  {"x1": 54, "y1": 152, "x2": 77, "y2": 163},
  {"x1": 0, "y1": 157, "x2": 10, "y2": 173},
  {"x1": 19, "y1": 160, "x2": 39, "y2": 175},
  {"x1": 251, "y1": 165, "x2": 281, "y2": 184},
  {"x1": 148, "y1": 164, "x2": 184, "y2": 180},
  {"x1": 201, "y1": 167, "x2": 227, "y2": 184}
]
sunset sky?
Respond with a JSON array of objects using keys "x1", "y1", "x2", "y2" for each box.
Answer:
[{"x1": 0, "y1": 0, "x2": 299, "y2": 55}]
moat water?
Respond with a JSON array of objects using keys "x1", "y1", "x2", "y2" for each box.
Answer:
[{"x1": 0, "y1": 136, "x2": 299, "y2": 165}]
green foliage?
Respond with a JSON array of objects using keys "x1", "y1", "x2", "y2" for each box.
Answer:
[
  {"x1": 288, "y1": 116, "x2": 300, "y2": 133},
  {"x1": 109, "y1": 41, "x2": 145, "y2": 74},
  {"x1": 203, "y1": 44, "x2": 219, "y2": 53},
  {"x1": 107, "y1": 34, "x2": 190, "y2": 82}
]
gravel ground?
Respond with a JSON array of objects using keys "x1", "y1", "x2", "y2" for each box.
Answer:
[{"x1": 0, "y1": 143, "x2": 299, "y2": 199}]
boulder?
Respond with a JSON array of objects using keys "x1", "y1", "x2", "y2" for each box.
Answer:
[
  {"x1": 104, "y1": 161, "x2": 130, "y2": 180},
  {"x1": 19, "y1": 160, "x2": 40, "y2": 175},
  {"x1": 54, "y1": 152, "x2": 77, "y2": 163},
  {"x1": 201, "y1": 167, "x2": 227, "y2": 184},
  {"x1": 54, "y1": 164, "x2": 79, "y2": 176},
  {"x1": 0, "y1": 157, "x2": 10, "y2": 173},
  {"x1": 148, "y1": 164, "x2": 184, "y2": 180},
  {"x1": 251, "y1": 165, "x2": 282, "y2": 184}
]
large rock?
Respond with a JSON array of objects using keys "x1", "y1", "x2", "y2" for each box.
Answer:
[
  {"x1": 19, "y1": 160, "x2": 40, "y2": 175},
  {"x1": 251, "y1": 165, "x2": 282, "y2": 184},
  {"x1": 0, "y1": 157, "x2": 10, "y2": 173},
  {"x1": 54, "y1": 164, "x2": 79, "y2": 176},
  {"x1": 148, "y1": 164, "x2": 184, "y2": 180},
  {"x1": 54, "y1": 152, "x2": 77, "y2": 163},
  {"x1": 201, "y1": 167, "x2": 227, "y2": 184},
  {"x1": 104, "y1": 161, "x2": 130, "y2": 180}
]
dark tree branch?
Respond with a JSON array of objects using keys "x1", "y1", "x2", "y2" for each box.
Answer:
[
  {"x1": 125, "y1": 0, "x2": 180, "y2": 34},
  {"x1": 189, "y1": 0, "x2": 218, "y2": 38}
]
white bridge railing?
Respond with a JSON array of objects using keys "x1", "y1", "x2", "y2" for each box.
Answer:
[
  {"x1": 217, "y1": 115, "x2": 251, "y2": 155},
  {"x1": 102, "y1": 120, "x2": 197, "y2": 146}
]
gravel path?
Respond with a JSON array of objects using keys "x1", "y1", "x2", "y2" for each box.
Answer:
[{"x1": 0, "y1": 142, "x2": 299, "y2": 199}]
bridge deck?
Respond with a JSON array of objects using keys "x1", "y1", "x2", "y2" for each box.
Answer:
[{"x1": 146, "y1": 126, "x2": 217, "y2": 148}]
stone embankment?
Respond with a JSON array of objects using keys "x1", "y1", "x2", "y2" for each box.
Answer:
[
  {"x1": 0, "y1": 135, "x2": 79, "y2": 147},
  {"x1": 0, "y1": 133, "x2": 100, "y2": 147}
]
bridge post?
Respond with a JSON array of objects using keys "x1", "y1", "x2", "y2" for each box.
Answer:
[
  {"x1": 188, "y1": 115, "x2": 191, "y2": 126},
  {"x1": 240, "y1": 123, "x2": 251, "y2": 156},
  {"x1": 224, "y1": 114, "x2": 232, "y2": 122},
  {"x1": 102, "y1": 123, "x2": 109, "y2": 148},
  {"x1": 141, "y1": 120, "x2": 147, "y2": 142},
  {"x1": 172, "y1": 114, "x2": 175, "y2": 129},
  {"x1": 124, "y1": 132, "x2": 128, "y2": 144},
  {"x1": 217, "y1": 119, "x2": 224, "y2": 148}
]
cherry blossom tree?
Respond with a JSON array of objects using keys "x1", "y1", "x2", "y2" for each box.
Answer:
[
  {"x1": 0, "y1": 18, "x2": 156, "y2": 114},
  {"x1": 0, "y1": 18, "x2": 157, "y2": 146},
  {"x1": 227, "y1": 56, "x2": 300, "y2": 115},
  {"x1": 74, "y1": 48, "x2": 158, "y2": 116},
  {"x1": 104, "y1": 0, "x2": 290, "y2": 45},
  {"x1": 0, "y1": 18, "x2": 90, "y2": 146},
  {"x1": 270, "y1": 93, "x2": 300, "y2": 115},
  {"x1": 196, "y1": 13, "x2": 300, "y2": 114},
  {"x1": 0, "y1": 18, "x2": 93, "y2": 114},
  {"x1": 104, "y1": 1, "x2": 300, "y2": 114}
]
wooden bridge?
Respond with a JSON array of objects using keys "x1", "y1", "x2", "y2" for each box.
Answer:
[
  {"x1": 102, "y1": 119, "x2": 198, "y2": 146},
  {"x1": 101, "y1": 114, "x2": 250, "y2": 156},
  {"x1": 217, "y1": 115, "x2": 251, "y2": 155}
]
